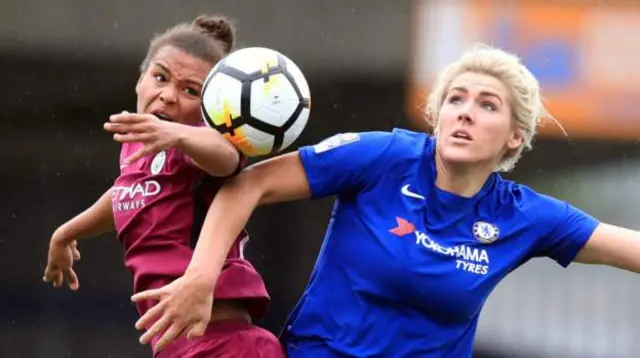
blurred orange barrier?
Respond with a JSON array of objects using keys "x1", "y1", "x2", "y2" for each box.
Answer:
[{"x1": 406, "y1": 0, "x2": 640, "y2": 140}]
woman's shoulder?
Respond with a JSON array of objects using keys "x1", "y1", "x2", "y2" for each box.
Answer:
[
  {"x1": 493, "y1": 178, "x2": 569, "y2": 227},
  {"x1": 384, "y1": 128, "x2": 435, "y2": 159}
]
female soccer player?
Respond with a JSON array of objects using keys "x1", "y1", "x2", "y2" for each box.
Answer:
[
  {"x1": 42, "y1": 14, "x2": 284, "y2": 358},
  {"x1": 131, "y1": 43, "x2": 640, "y2": 356}
]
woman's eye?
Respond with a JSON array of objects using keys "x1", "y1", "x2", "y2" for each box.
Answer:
[{"x1": 185, "y1": 87, "x2": 200, "y2": 96}]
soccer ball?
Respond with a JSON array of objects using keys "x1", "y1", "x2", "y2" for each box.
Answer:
[{"x1": 201, "y1": 47, "x2": 311, "y2": 157}]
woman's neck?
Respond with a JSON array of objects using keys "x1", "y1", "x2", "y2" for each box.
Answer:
[{"x1": 434, "y1": 154, "x2": 494, "y2": 198}]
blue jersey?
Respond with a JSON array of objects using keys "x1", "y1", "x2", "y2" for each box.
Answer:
[{"x1": 283, "y1": 129, "x2": 599, "y2": 357}]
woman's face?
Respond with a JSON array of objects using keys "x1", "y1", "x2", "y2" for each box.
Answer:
[
  {"x1": 436, "y1": 71, "x2": 522, "y2": 169},
  {"x1": 135, "y1": 45, "x2": 212, "y2": 125}
]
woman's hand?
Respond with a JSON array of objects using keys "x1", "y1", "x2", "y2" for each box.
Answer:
[
  {"x1": 43, "y1": 234, "x2": 81, "y2": 291},
  {"x1": 104, "y1": 112, "x2": 182, "y2": 165},
  {"x1": 131, "y1": 273, "x2": 214, "y2": 352}
]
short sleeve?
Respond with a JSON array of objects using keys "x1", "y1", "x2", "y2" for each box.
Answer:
[
  {"x1": 118, "y1": 142, "x2": 142, "y2": 172},
  {"x1": 118, "y1": 144, "x2": 127, "y2": 172},
  {"x1": 298, "y1": 131, "x2": 395, "y2": 198},
  {"x1": 535, "y1": 197, "x2": 600, "y2": 267}
]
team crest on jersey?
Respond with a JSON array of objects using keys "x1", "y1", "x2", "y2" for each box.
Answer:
[
  {"x1": 472, "y1": 221, "x2": 499, "y2": 244},
  {"x1": 150, "y1": 151, "x2": 166, "y2": 175},
  {"x1": 313, "y1": 133, "x2": 360, "y2": 153}
]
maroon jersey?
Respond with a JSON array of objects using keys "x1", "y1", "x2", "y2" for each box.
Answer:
[{"x1": 111, "y1": 142, "x2": 269, "y2": 318}]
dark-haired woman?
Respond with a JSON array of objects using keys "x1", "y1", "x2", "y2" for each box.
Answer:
[{"x1": 43, "y1": 14, "x2": 284, "y2": 358}]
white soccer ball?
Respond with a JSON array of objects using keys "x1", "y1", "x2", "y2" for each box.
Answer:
[{"x1": 201, "y1": 47, "x2": 311, "y2": 157}]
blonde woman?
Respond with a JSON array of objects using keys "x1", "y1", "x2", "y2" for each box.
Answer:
[{"x1": 133, "y1": 44, "x2": 639, "y2": 357}]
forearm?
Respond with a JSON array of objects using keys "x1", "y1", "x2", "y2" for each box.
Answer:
[
  {"x1": 185, "y1": 171, "x2": 261, "y2": 284},
  {"x1": 184, "y1": 152, "x2": 312, "y2": 287},
  {"x1": 175, "y1": 125, "x2": 239, "y2": 177},
  {"x1": 54, "y1": 188, "x2": 114, "y2": 245}
]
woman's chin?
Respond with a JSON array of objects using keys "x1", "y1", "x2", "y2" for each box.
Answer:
[{"x1": 438, "y1": 147, "x2": 478, "y2": 166}]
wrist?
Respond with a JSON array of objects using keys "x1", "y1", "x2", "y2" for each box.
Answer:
[
  {"x1": 52, "y1": 225, "x2": 74, "y2": 246},
  {"x1": 184, "y1": 265, "x2": 219, "y2": 290},
  {"x1": 171, "y1": 122, "x2": 193, "y2": 151}
]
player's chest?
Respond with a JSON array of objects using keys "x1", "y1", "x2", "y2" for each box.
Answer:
[
  {"x1": 335, "y1": 213, "x2": 503, "y2": 321},
  {"x1": 112, "y1": 150, "x2": 198, "y2": 211},
  {"x1": 119, "y1": 149, "x2": 185, "y2": 177},
  {"x1": 347, "y1": 200, "x2": 506, "y2": 285},
  {"x1": 339, "y1": 186, "x2": 531, "y2": 318}
]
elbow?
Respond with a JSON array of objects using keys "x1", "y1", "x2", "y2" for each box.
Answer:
[
  {"x1": 214, "y1": 130, "x2": 243, "y2": 176},
  {"x1": 219, "y1": 145, "x2": 242, "y2": 177},
  {"x1": 198, "y1": 144, "x2": 240, "y2": 177}
]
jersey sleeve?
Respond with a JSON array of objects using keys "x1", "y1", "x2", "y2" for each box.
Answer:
[
  {"x1": 534, "y1": 197, "x2": 600, "y2": 267},
  {"x1": 118, "y1": 144, "x2": 127, "y2": 172},
  {"x1": 297, "y1": 131, "x2": 395, "y2": 198},
  {"x1": 118, "y1": 142, "x2": 137, "y2": 172}
]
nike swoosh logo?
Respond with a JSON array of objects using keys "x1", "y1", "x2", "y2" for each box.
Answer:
[{"x1": 401, "y1": 184, "x2": 425, "y2": 200}]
